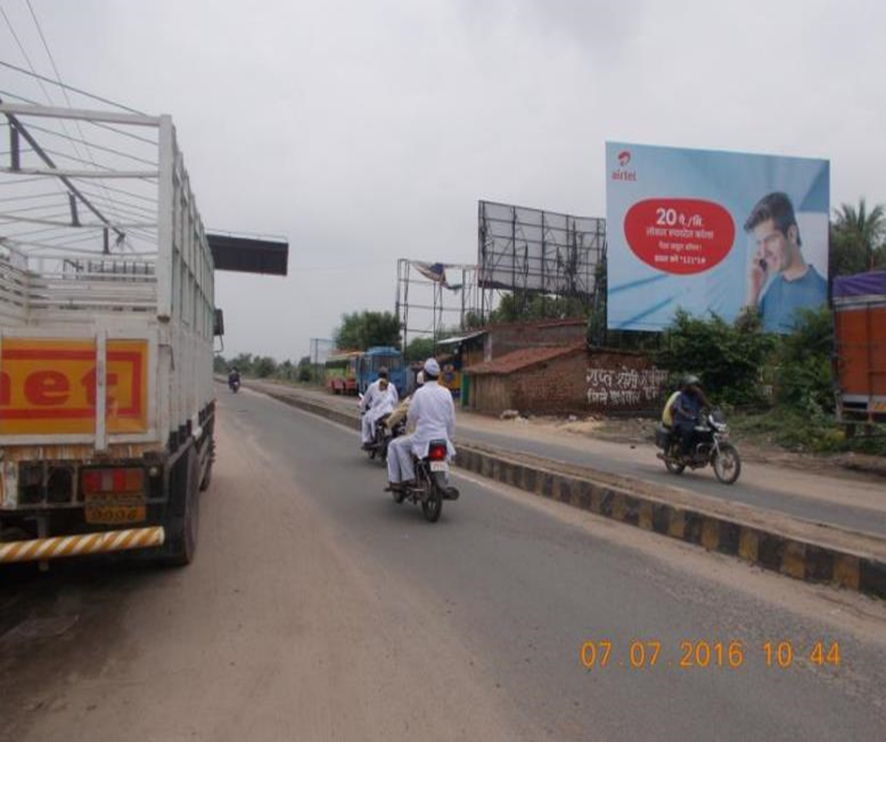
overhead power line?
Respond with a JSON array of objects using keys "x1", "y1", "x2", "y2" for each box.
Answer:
[{"x1": 0, "y1": 58, "x2": 146, "y2": 115}]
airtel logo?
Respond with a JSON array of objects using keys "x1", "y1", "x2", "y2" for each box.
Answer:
[{"x1": 612, "y1": 149, "x2": 636, "y2": 181}]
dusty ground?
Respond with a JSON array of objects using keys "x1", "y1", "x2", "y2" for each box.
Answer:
[
  {"x1": 0, "y1": 406, "x2": 517, "y2": 740},
  {"x1": 489, "y1": 412, "x2": 886, "y2": 479}
]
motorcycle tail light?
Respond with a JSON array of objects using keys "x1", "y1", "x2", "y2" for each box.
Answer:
[{"x1": 428, "y1": 443, "x2": 447, "y2": 462}]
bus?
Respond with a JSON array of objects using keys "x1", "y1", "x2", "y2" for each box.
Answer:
[
  {"x1": 325, "y1": 351, "x2": 361, "y2": 395},
  {"x1": 356, "y1": 347, "x2": 406, "y2": 396}
]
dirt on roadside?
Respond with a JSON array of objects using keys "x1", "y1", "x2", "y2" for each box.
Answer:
[{"x1": 523, "y1": 413, "x2": 886, "y2": 479}]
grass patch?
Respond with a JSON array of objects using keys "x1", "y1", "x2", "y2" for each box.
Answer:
[{"x1": 729, "y1": 407, "x2": 886, "y2": 456}]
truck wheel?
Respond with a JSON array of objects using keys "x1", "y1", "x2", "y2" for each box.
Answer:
[
  {"x1": 199, "y1": 436, "x2": 215, "y2": 492},
  {"x1": 163, "y1": 447, "x2": 200, "y2": 566},
  {"x1": 199, "y1": 457, "x2": 213, "y2": 492}
]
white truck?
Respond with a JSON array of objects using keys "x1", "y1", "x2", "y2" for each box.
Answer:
[{"x1": 0, "y1": 102, "x2": 284, "y2": 566}]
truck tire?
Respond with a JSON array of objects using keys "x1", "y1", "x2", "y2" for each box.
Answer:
[
  {"x1": 163, "y1": 447, "x2": 200, "y2": 566},
  {"x1": 199, "y1": 433, "x2": 215, "y2": 492},
  {"x1": 199, "y1": 457, "x2": 213, "y2": 492}
]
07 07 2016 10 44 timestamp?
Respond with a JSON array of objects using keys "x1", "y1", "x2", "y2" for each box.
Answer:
[{"x1": 579, "y1": 639, "x2": 841, "y2": 671}]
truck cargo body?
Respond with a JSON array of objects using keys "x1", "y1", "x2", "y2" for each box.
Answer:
[
  {"x1": 0, "y1": 104, "x2": 215, "y2": 564},
  {"x1": 832, "y1": 270, "x2": 886, "y2": 425}
]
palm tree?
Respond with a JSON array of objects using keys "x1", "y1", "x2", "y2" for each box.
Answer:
[{"x1": 833, "y1": 198, "x2": 886, "y2": 269}]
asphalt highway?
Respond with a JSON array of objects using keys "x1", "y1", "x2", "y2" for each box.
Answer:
[{"x1": 2, "y1": 387, "x2": 885, "y2": 739}]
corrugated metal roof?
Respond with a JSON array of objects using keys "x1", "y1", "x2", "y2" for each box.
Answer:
[
  {"x1": 465, "y1": 342, "x2": 585, "y2": 376},
  {"x1": 435, "y1": 331, "x2": 488, "y2": 346}
]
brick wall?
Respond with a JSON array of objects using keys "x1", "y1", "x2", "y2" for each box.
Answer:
[
  {"x1": 469, "y1": 347, "x2": 667, "y2": 416},
  {"x1": 584, "y1": 349, "x2": 667, "y2": 413},
  {"x1": 510, "y1": 352, "x2": 588, "y2": 413}
]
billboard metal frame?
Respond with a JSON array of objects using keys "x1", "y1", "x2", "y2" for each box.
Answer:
[
  {"x1": 395, "y1": 258, "x2": 478, "y2": 351},
  {"x1": 477, "y1": 200, "x2": 606, "y2": 320}
]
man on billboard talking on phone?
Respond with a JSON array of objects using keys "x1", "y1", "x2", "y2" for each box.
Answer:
[{"x1": 743, "y1": 191, "x2": 827, "y2": 333}]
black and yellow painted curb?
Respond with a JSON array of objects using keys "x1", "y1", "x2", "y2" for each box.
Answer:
[
  {"x1": 452, "y1": 446, "x2": 886, "y2": 600},
  {"x1": 249, "y1": 382, "x2": 886, "y2": 601}
]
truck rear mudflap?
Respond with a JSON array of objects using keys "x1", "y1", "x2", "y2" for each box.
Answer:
[{"x1": 0, "y1": 526, "x2": 164, "y2": 564}]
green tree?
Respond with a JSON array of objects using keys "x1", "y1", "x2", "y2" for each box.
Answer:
[
  {"x1": 404, "y1": 336, "x2": 437, "y2": 362},
  {"x1": 253, "y1": 355, "x2": 278, "y2": 378},
  {"x1": 829, "y1": 225, "x2": 868, "y2": 276},
  {"x1": 463, "y1": 310, "x2": 485, "y2": 330},
  {"x1": 587, "y1": 252, "x2": 607, "y2": 346},
  {"x1": 489, "y1": 292, "x2": 589, "y2": 324},
  {"x1": 230, "y1": 352, "x2": 254, "y2": 374},
  {"x1": 657, "y1": 309, "x2": 776, "y2": 406},
  {"x1": 833, "y1": 198, "x2": 886, "y2": 270},
  {"x1": 334, "y1": 310, "x2": 401, "y2": 351},
  {"x1": 276, "y1": 359, "x2": 296, "y2": 381},
  {"x1": 295, "y1": 355, "x2": 314, "y2": 383},
  {"x1": 213, "y1": 355, "x2": 229, "y2": 374},
  {"x1": 773, "y1": 305, "x2": 834, "y2": 413}
]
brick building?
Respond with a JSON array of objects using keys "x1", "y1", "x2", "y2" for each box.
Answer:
[
  {"x1": 438, "y1": 318, "x2": 589, "y2": 406},
  {"x1": 465, "y1": 344, "x2": 667, "y2": 416}
]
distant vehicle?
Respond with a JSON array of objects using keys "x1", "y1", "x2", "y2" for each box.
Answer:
[
  {"x1": 357, "y1": 397, "x2": 404, "y2": 463},
  {"x1": 356, "y1": 347, "x2": 405, "y2": 396},
  {"x1": 325, "y1": 351, "x2": 361, "y2": 395}
]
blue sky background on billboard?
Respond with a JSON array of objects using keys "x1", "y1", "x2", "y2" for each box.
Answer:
[
  {"x1": 0, "y1": 0, "x2": 882, "y2": 356},
  {"x1": 606, "y1": 143, "x2": 830, "y2": 333}
]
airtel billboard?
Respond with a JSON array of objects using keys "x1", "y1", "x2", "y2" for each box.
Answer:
[{"x1": 605, "y1": 142, "x2": 830, "y2": 333}]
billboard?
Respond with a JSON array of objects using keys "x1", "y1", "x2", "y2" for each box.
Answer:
[
  {"x1": 478, "y1": 200, "x2": 605, "y2": 297},
  {"x1": 605, "y1": 143, "x2": 830, "y2": 333}
]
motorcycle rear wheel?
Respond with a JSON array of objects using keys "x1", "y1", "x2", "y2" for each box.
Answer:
[
  {"x1": 713, "y1": 444, "x2": 741, "y2": 484},
  {"x1": 421, "y1": 483, "x2": 443, "y2": 522}
]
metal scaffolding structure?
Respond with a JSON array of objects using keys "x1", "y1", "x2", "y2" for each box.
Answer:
[
  {"x1": 394, "y1": 258, "x2": 481, "y2": 350},
  {"x1": 309, "y1": 336, "x2": 334, "y2": 367},
  {"x1": 476, "y1": 199, "x2": 606, "y2": 321}
]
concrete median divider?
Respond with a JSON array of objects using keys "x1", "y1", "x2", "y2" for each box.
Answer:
[{"x1": 244, "y1": 380, "x2": 886, "y2": 601}]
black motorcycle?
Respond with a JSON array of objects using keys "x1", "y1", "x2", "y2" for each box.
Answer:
[
  {"x1": 655, "y1": 408, "x2": 741, "y2": 484},
  {"x1": 228, "y1": 377, "x2": 240, "y2": 393},
  {"x1": 390, "y1": 439, "x2": 459, "y2": 522},
  {"x1": 365, "y1": 416, "x2": 404, "y2": 462}
]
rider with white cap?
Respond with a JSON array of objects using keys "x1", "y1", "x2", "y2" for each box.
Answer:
[{"x1": 386, "y1": 357, "x2": 456, "y2": 490}]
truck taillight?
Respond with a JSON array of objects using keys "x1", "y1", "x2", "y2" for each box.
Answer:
[
  {"x1": 428, "y1": 443, "x2": 447, "y2": 462},
  {"x1": 82, "y1": 467, "x2": 144, "y2": 495}
]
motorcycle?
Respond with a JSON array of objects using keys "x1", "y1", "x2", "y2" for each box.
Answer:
[
  {"x1": 389, "y1": 439, "x2": 460, "y2": 522},
  {"x1": 228, "y1": 377, "x2": 240, "y2": 393},
  {"x1": 365, "y1": 415, "x2": 405, "y2": 462},
  {"x1": 654, "y1": 408, "x2": 741, "y2": 484}
]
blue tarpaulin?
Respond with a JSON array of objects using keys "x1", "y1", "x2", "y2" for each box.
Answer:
[{"x1": 833, "y1": 270, "x2": 886, "y2": 299}]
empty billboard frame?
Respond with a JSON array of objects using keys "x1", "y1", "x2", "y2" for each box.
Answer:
[{"x1": 477, "y1": 200, "x2": 605, "y2": 299}]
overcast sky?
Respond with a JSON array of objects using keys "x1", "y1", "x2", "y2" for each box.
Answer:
[{"x1": 2, "y1": 0, "x2": 884, "y2": 360}]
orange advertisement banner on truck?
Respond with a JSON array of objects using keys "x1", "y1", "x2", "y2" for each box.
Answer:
[{"x1": 0, "y1": 338, "x2": 148, "y2": 436}]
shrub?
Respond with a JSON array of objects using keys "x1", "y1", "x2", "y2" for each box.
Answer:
[{"x1": 656, "y1": 309, "x2": 776, "y2": 406}]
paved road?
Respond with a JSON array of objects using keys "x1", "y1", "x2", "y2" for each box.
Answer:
[
  {"x1": 2, "y1": 387, "x2": 886, "y2": 739},
  {"x1": 277, "y1": 384, "x2": 886, "y2": 538},
  {"x1": 456, "y1": 423, "x2": 886, "y2": 536}
]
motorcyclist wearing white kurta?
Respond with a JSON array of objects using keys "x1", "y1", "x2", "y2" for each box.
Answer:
[
  {"x1": 361, "y1": 368, "x2": 399, "y2": 447},
  {"x1": 386, "y1": 358, "x2": 455, "y2": 488}
]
